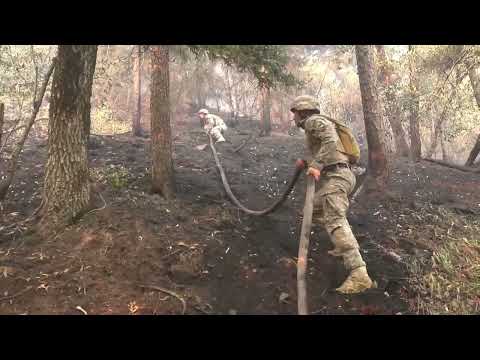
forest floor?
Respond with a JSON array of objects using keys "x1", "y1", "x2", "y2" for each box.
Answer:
[{"x1": 1, "y1": 120, "x2": 479, "y2": 315}]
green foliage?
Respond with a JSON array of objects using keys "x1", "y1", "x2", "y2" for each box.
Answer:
[
  {"x1": 92, "y1": 165, "x2": 130, "y2": 190},
  {"x1": 187, "y1": 45, "x2": 298, "y2": 89},
  {"x1": 107, "y1": 166, "x2": 129, "y2": 190}
]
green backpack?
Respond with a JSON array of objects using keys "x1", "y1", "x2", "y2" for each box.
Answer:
[{"x1": 318, "y1": 115, "x2": 361, "y2": 164}]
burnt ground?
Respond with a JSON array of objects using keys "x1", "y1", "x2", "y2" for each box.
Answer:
[{"x1": 1, "y1": 120, "x2": 479, "y2": 315}]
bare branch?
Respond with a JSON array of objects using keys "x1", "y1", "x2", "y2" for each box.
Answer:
[
  {"x1": 0, "y1": 118, "x2": 24, "y2": 154},
  {"x1": 30, "y1": 45, "x2": 39, "y2": 109},
  {"x1": 0, "y1": 58, "x2": 56, "y2": 200}
]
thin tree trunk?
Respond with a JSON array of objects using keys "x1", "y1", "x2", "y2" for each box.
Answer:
[
  {"x1": 0, "y1": 60, "x2": 56, "y2": 200},
  {"x1": 467, "y1": 60, "x2": 480, "y2": 107},
  {"x1": 355, "y1": 45, "x2": 389, "y2": 191},
  {"x1": 126, "y1": 87, "x2": 131, "y2": 116},
  {"x1": 427, "y1": 106, "x2": 448, "y2": 159},
  {"x1": 232, "y1": 74, "x2": 241, "y2": 123},
  {"x1": 375, "y1": 45, "x2": 410, "y2": 157},
  {"x1": 408, "y1": 46, "x2": 422, "y2": 162},
  {"x1": 385, "y1": 90, "x2": 404, "y2": 157},
  {"x1": 132, "y1": 45, "x2": 142, "y2": 136},
  {"x1": 466, "y1": 134, "x2": 480, "y2": 167},
  {"x1": 150, "y1": 45, "x2": 175, "y2": 198},
  {"x1": 261, "y1": 87, "x2": 272, "y2": 136},
  {"x1": 193, "y1": 64, "x2": 207, "y2": 109},
  {"x1": 465, "y1": 59, "x2": 480, "y2": 166},
  {"x1": 38, "y1": 46, "x2": 97, "y2": 234},
  {"x1": 440, "y1": 125, "x2": 450, "y2": 162},
  {"x1": 225, "y1": 67, "x2": 236, "y2": 120},
  {"x1": 241, "y1": 90, "x2": 247, "y2": 117},
  {"x1": 428, "y1": 67, "x2": 464, "y2": 159},
  {"x1": 0, "y1": 103, "x2": 4, "y2": 147}
]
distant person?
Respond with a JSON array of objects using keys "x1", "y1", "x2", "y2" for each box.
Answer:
[
  {"x1": 197, "y1": 109, "x2": 227, "y2": 143},
  {"x1": 290, "y1": 95, "x2": 373, "y2": 294}
]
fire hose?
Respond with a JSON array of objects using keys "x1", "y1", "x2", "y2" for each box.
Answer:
[
  {"x1": 208, "y1": 134, "x2": 306, "y2": 216},
  {"x1": 208, "y1": 134, "x2": 365, "y2": 314},
  {"x1": 208, "y1": 134, "x2": 315, "y2": 314}
]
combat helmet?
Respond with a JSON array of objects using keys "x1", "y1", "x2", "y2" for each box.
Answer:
[
  {"x1": 197, "y1": 108, "x2": 209, "y2": 115},
  {"x1": 290, "y1": 95, "x2": 320, "y2": 113}
]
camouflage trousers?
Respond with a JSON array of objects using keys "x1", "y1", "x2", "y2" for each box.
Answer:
[
  {"x1": 313, "y1": 166, "x2": 366, "y2": 271},
  {"x1": 209, "y1": 125, "x2": 227, "y2": 143}
]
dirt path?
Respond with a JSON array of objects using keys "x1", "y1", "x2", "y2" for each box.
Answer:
[{"x1": 1, "y1": 121, "x2": 478, "y2": 314}]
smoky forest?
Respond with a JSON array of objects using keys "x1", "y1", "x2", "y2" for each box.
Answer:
[{"x1": 0, "y1": 45, "x2": 479, "y2": 315}]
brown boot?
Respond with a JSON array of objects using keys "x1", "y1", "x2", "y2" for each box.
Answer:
[{"x1": 336, "y1": 266, "x2": 374, "y2": 294}]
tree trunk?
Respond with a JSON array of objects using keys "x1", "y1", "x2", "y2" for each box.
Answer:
[
  {"x1": 193, "y1": 64, "x2": 207, "y2": 109},
  {"x1": 467, "y1": 59, "x2": 480, "y2": 108},
  {"x1": 126, "y1": 87, "x2": 131, "y2": 116},
  {"x1": 375, "y1": 45, "x2": 410, "y2": 157},
  {"x1": 261, "y1": 87, "x2": 272, "y2": 136},
  {"x1": 0, "y1": 103, "x2": 4, "y2": 147},
  {"x1": 132, "y1": 45, "x2": 142, "y2": 136},
  {"x1": 38, "y1": 46, "x2": 97, "y2": 234},
  {"x1": 232, "y1": 74, "x2": 242, "y2": 124},
  {"x1": 427, "y1": 106, "x2": 448, "y2": 159},
  {"x1": 241, "y1": 92, "x2": 247, "y2": 117},
  {"x1": 427, "y1": 67, "x2": 464, "y2": 159},
  {"x1": 225, "y1": 67, "x2": 236, "y2": 121},
  {"x1": 440, "y1": 125, "x2": 450, "y2": 162},
  {"x1": 408, "y1": 46, "x2": 422, "y2": 162},
  {"x1": 150, "y1": 45, "x2": 175, "y2": 199},
  {"x1": 355, "y1": 45, "x2": 389, "y2": 191},
  {"x1": 465, "y1": 134, "x2": 480, "y2": 167},
  {"x1": 465, "y1": 59, "x2": 480, "y2": 166},
  {"x1": 0, "y1": 60, "x2": 56, "y2": 200}
]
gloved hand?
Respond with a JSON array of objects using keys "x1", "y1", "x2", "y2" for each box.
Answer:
[{"x1": 307, "y1": 167, "x2": 321, "y2": 181}]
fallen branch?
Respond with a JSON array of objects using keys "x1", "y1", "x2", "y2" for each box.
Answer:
[
  {"x1": 297, "y1": 175, "x2": 315, "y2": 315},
  {"x1": 422, "y1": 158, "x2": 480, "y2": 173},
  {"x1": 160, "y1": 248, "x2": 184, "y2": 260},
  {"x1": 0, "y1": 286, "x2": 33, "y2": 302},
  {"x1": 161, "y1": 243, "x2": 198, "y2": 260},
  {"x1": 233, "y1": 131, "x2": 256, "y2": 153},
  {"x1": 138, "y1": 284, "x2": 187, "y2": 315}
]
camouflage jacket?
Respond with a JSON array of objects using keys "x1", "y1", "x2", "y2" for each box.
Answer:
[
  {"x1": 203, "y1": 114, "x2": 226, "y2": 132},
  {"x1": 301, "y1": 114, "x2": 349, "y2": 170}
]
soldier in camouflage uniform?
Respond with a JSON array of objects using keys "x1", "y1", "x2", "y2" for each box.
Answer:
[
  {"x1": 197, "y1": 109, "x2": 228, "y2": 143},
  {"x1": 290, "y1": 95, "x2": 373, "y2": 294}
]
